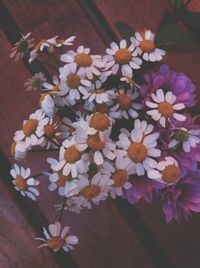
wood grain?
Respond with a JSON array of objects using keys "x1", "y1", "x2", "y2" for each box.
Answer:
[{"x1": 0, "y1": 1, "x2": 155, "y2": 267}]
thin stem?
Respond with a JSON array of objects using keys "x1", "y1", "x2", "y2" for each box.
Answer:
[
  {"x1": 44, "y1": 135, "x2": 61, "y2": 148},
  {"x1": 32, "y1": 169, "x2": 52, "y2": 178},
  {"x1": 58, "y1": 197, "x2": 67, "y2": 222}
]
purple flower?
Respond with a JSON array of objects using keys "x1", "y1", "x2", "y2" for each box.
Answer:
[
  {"x1": 124, "y1": 175, "x2": 164, "y2": 204},
  {"x1": 159, "y1": 170, "x2": 200, "y2": 222},
  {"x1": 141, "y1": 65, "x2": 196, "y2": 108}
]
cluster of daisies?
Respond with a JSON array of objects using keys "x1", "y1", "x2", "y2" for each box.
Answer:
[{"x1": 10, "y1": 29, "x2": 200, "y2": 253}]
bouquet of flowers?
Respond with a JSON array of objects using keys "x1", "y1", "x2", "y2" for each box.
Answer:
[{"x1": 10, "y1": 24, "x2": 200, "y2": 253}]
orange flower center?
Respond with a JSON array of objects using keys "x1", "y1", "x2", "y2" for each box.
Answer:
[
  {"x1": 116, "y1": 93, "x2": 132, "y2": 109},
  {"x1": 114, "y1": 48, "x2": 132, "y2": 64},
  {"x1": 23, "y1": 119, "x2": 38, "y2": 136},
  {"x1": 47, "y1": 237, "x2": 65, "y2": 250},
  {"x1": 162, "y1": 165, "x2": 180, "y2": 184},
  {"x1": 44, "y1": 125, "x2": 56, "y2": 138},
  {"x1": 64, "y1": 145, "x2": 81, "y2": 163},
  {"x1": 90, "y1": 113, "x2": 110, "y2": 131},
  {"x1": 74, "y1": 53, "x2": 92, "y2": 67},
  {"x1": 56, "y1": 171, "x2": 71, "y2": 187},
  {"x1": 128, "y1": 142, "x2": 148, "y2": 163},
  {"x1": 111, "y1": 169, "x2": 128, "y2": 187},
  {"x1": 87, "y1": 132, "x2": 105, "y2": 150},
  {"x1": 139, "y1": 39, "x2": 155, "y2": 53},
  {"x1": 158, "y1": 101, "x2": 174, "y2": 118},
  {"x1": 11, "y1": 142, "x2": 16, "y2": 156},
  {"x1": 15, "y1": 175, "x2": 27, "y2": 191},
  {"x1": 80, "y1": 184, "x2": 101, "y2": 199},
  {"x1": 93, "y1": 103, "x2": 109, "y2": 114},
  {"x1": 93, "y1": 88, "x2": 105, "y2": 94},
  {"x1": 67, "y1": 74, "x2": 81, "y2": 89}
]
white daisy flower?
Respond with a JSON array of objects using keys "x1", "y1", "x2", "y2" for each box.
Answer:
[
  {"x1": 53, "y1": 137, "x2": 89, "y2": 178},
  {"x1": 11, "y1": 141, "x2": 29, "y2": 160},
  {"x1": 168, "y1": 127, "x2": 200, "y2": 152},
  {"x1": 42, "y1": 76, "x2": 60, "y2": 93},
  {"x1": 83, "y1": 88, "x2": 114, "y2": 104},
  {"x1": 147, "y1": 156, "x2": 180, "y2": 184},
  {"x1": 55, "y1": 198, "x2": 83, "y2": 214},
  {"x1": 132, "y1": 30, "x2": 166, "y2": 62},
  {"x1": 35, "y1": 221, "x2": 78, "y2": 252},
  {"x1": 75, "y1": 123, "x2": 116, "y2": 165},
  {"x1": 105, "y1": 39, "x2": 142, "y2": 76},
  {"x1": 109, "y1": 88, "x2": 141, "y2": 120},
  {"x1": 88, "y1": 112, "x2": 113, "y2": 134},
  {"x1": 54, "y1": 35, "x2": 76, "y2": 47},
  {"x1": 10, "y1": 32, "x2": 34, "y2": 61},
  {"x1": 59, "y1": 63, "x2": 91, "y2": 101},
  {"x1": 116, "y1": 122, "x2": 161, "y2": 176},
  {"x1": 14, "y1": 109, "x2": 49, "y2": 147},
  {"x1": 100, "y1": 159, "x2": 134, "y2": 198},
  {"x1": 72, "y1": 172, "x2": 114, "y2": 209},
  {"x1": 24, "y1": 72, "x2": 46, "y2": 91},
  {"x1": 146, "y1": 89, "x2": 186, "y2": 127},
  {"x1": 10, "y1": 164, "x2": 39, "y2": 200},
  {"x1": 60, "y1": 46, "x2": 103, "y2": 79}
]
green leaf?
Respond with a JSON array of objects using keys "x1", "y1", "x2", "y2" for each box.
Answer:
[
  {"x1": 155, "y1": 23, "x2": 199, "y2": 52},
  {"x1": 170, "y1": 0, "x2": 184, "y2": 8},
  {"x1": 182, "y1": 11, "x2": 200, "y2": 38},
  {"x1": 115, "y1": 22, "x2": 134, "y2": 42}
]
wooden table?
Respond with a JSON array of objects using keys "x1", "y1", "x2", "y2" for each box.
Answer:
[{"x1": 0, "y1": 1, "x2": 200, "y2": 267}]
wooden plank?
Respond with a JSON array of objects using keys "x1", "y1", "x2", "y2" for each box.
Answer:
[
  {"x1": 0, "y1": 1, "x2": 156, "y2": 267},
  {"x1": 91, "y1": 0, "x2": 200, "y2": 267}
]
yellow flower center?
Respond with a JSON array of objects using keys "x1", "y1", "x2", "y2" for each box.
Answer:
[
  {"x1": 56, "y1": 171, "x2": 71, "y2": 187},
  {"x1": 139, "y1": 39, "x2": 155, "y2": 53},
  {"x1": 67, "y1": 74, "x2": 81, "y2": 89},
  {"x1": 15, "y1": 175, "x2": 27, "y2": 191},
  {"x1": 162, "y1": 165, "x2": 180, "y2": 184},
  {"x1": 80, "y1": 184, "x2": 101, "y2": 200},
  {"x1": 90, "y1": 113, "x2": 110, "y2": 131},
  {"x1": 47, "y1": 237, "x2": 65, "y2": 250},
  {"x1": 116, "y1": 93, "x2": 132, "y2": 109},
  {"x1": 87, "y1": 132, "x2": 105, "y2": 150},
  {"x1": 44, "y1": 125, "x2": 56, "y2": 138},
  {"x1": 114, "y1": 48, "x2": 132, "y2": 64},
  {"x1": 158, "y1": 101, "x2": 174, "y2": 118},
  {"x1": 128, "y1": 142, "x2": 148, "y2": 163},
  {"x1": 111, "y1": 169, "x2": 128, "y2": 187},
  {"x1": 23, "y1": 119, "x2": 38, "y2": 136},
  {"x1": 64, "y1": 145, "x2": 81, "y2": 163},
  {"x1": 74, "y1": 53, "x2": 92, "y2": 67}
]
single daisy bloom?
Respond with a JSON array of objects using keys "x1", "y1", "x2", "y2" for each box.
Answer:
[
  {"x1": 60, "y1": 46, "x2": 103, "y2": 79},
  {"x1": 132, "y1": 30, "x2": 166, "y2": 62},
  {"x1": 53, "y1": 137, "x2": 89, "y2": 178},
  {"x1": 146, "y1": 89, "x2": 186, "y2": 127},
  {"x1": 116, "y1": 122, "x2": 161, "y2": 176},
  {"x1": 38, "y1": 116, "x2": 61, "y2": 149},
  {"x1": 105, "y1": 39, "x2": 142, "y2": 76},
  {"x1": 75, "y1": 124, "x2": 116, "y2": 165},
  {"x1": 14, "y1": 109, "x2": 49, "y2": 147},
  {"x1": 147, "y1": 156, "x2": 181, "y2": 184},
  {"x1": 169, "y1": 127, "x2": 200, "y2": 153},
  {"x1": 59, "y1": 63, "x2": 91, "y2": 101},
  {"x1": 35, "y1": 221, "x2": 78, "y2": 252},
  {"x1": 24, "y1": 72, "x2": 46, "y2": 91},
  {"x1": 88, "y1": 112, "x2": 113, "y2": 134},
  {"x1": 54, "y1": 35, "x2": 76, "y2": 48},
  {"x1": 10, "y1": 32, "x2": 34, "y2": 61},
  {"x1": 40, "y1": 94, "x2": 57, "y2": 117},
  {"x1": 83, "y1": 88, "x2": 114, "y2": 104},
  {"x1": 10, "y1": 164, "x2": 39, "y2": 200},
  {"x1": 11, "y1": 141, "x2": 29, "y2": 160},
  {"x1": 72, "y1": 172, "x2": 114, "y2": 209},
  {"x1": 109, "y1": 88, "x2": 141, "y2": 120},
  {"x1": 101, "y1": 159, "x2": 134, "y2": 199}
]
